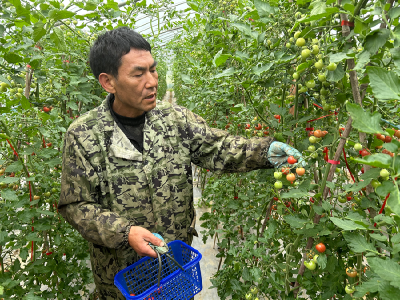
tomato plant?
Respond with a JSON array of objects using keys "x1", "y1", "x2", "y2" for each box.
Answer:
[
  {"x1": 0, "y1": 0, "x2": 169, "y2": 298},
  {"x1": 174, "y1": 0, "x2": 400, "y2": 299}
]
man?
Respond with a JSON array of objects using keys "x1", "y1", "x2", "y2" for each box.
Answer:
[{"x1": 59, "y1": 27, "x2": 304, "y2": 299}]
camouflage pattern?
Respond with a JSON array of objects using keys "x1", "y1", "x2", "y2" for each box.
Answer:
[{"x1": 59, "y1": 94, "x2": 274, "y2": 299}]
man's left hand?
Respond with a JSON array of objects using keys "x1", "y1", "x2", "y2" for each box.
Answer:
[{"x1": 267, "y1": 141, "x2": 306, "y2": 168}]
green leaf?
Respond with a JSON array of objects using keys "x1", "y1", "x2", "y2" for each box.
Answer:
[
  {"x1": 370, "y1": 233, "x2": 388, "y2": 242},
  {"x1": 354, "y1": 17, "x2": 368, "y2": 35},
  {"x1": 20, "y1": 95, "x2": 31, "y2": 110},
  {"x1": 361, "y1": 167, "x2": 383, "y2": 180},
  {"x1": 346, "y1": 102, "x2": 385, "y2": 134},
  {"x1": 213, "y1": 49, "x2": 231, "y2": 67},
  {"x1": 234, "y1": 51, "x2": 249, "y2": 62},
  {"x1": 32, "y1": 22, "x2": 46, "y2": 42},
  {"x1": 280, "y1": 188, "x2": 308, "y2": 199},
  {"x1": 212, "y1": 67, "x2": 236, "y2": 79},
  {"x1": 0, "y1": 176, "x2": 19, "y2": 184},
  {"x1": 367, "y1": 66, "x2": 400, "y2": 100},
  {"x1": 232, "y1": 23, "x2": 252, "y2": 37},
  {"x1": 354, "y1": 50, "x2": 371, "y2": 71},
  {"x1": 392, "y1": 233, "x2": 400, "y2": 244},
  {"x1": 344, "y1": 178, "x2": 372, "y2": 193},
  {"x1": 316, "y1": 253, "x2": 327, "y2": 269},
  {"x1": 326, "y1": 63, "x2": 345, "y2": 82},
  {"x1": 252, "y1": 63, "x2": 273, "y2": 76},
  {"x1": 343, "y1": 3, "x2": 355, "y2": 14},
  {"x1": 254, "y1": 0, "x2": 274, "y2": 18},
  {"x1": 50, "y1": 27, "x2": 66, "y2": 51},
  {"x1": 301, "y1": 7, "x2": 339, "y2": 22},
  {"x1": 387, "y1": 187, "x2": 400, "y2": 218},
  {"x1": 0, "y1": 231, "x2": 7, "y2": 243},
  {"x1": 368, "y1": 257, "x2": 400, "y2": 289},
  {"x1": 322, "y1": 200, "x2": 332, "y2": 211},
  {"x1": 378, "y1": 281, "x2": 400, "y2": 300},
  {"x1": 343, "y1": 232, "x2": 376, "y2": 253},
  {"x1": 389, "y1": 7, "x2": 400, "y2": 20},
  {"x1": 365, "y1": 29, "x2": 390, "y2": 54},
  {"x1": 1, "y1": 190, "x2": 18, "y2": 201},
  {"x1": 5, "y1": 161, "x2": 23, "y2": 173},
  {"x1": 250, "y1": 267, "x2": 262, "y2": 283},
  {"x1": 4, "y1": 52, "x2": 23, "y2": 64},
  {"x1": 23, "y1": 292, "x2": 45, "y2": 300},
  {"x1": 181, "y1": 74, "x2": 194, "y2": 84},
  {"x1": 329, "y1": 217, "x2": 367, "y2": 230},
  {"x1": 353, "y1": 275, "x2": 381, "y2": 297},
  {"x1": 352, "y1": 153, "x2": 392, "y2": 169},
  {"x1": 329, "y1": 52, "x2": 348, "y2": 63},
  {"x1": 48, "y1": 9, "x2": 76, "y2": 21},
  {"x1": 283, "y1": 215, "x2": 308, "y2": 228}
]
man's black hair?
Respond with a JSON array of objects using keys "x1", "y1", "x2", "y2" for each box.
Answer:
[{"x1": 89, "y1": 27, "x2": 151, "y2": 80}]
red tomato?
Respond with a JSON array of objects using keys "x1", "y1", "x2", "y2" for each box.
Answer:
[
  {"x1": 346, "y1": 267, "x2": 357, "y2": 278},
  {"x1": 282, "y1": 167, "x2": 290, "y2": 175},
  {"x1": 43, "y1": 107, "x2": 51, "y2": 112},
  {"x1": 287, "y1": 156, "x2": 297, "y2": 164},
  {"x1": 360, "y1": 149, "x2": 370, "y2": 157},
  {"x1": 315, "y1": 243, "x2": 326, "y2": 253},
  {"x1": 286, "y1": 173, "x2": 296, "y2": 182},
  {"x1": 309, "y1": 197, "x2": 315, "y2": 203},
  {"x1": 273, "y1": 197, "x2": 279, "y2": 201},
  {"x1": 314, "y1": 130, "x2": 323, "y2": 138},
  {"x1": 385, "y1": 135, "x2": 392, "y2": 143},
  {"x1": 395, "y1": 130, "x2": 400, "y2": 138},
  {"x1": 255, "y1": 123, "x2": 262, "y2": 130},
  {"x1": 296, "y1": 168, "x2": 305, "y2": 176}
]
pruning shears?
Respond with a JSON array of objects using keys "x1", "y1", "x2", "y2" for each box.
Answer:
[{"x1": 149, "y1": 233, "x2": 184, "y2": 287}]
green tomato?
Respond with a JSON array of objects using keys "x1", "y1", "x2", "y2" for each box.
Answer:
[
  {"x1": 345, "y1": 284, "x2": 355, "y2": 294},
  {"x1": 338, "y1": 196, "x2": 347, "y2": 203},
  {"x1": 289, "y1": 37, "x2": 294, "y2": 43},
  {"x1": 312, "y1": 255, "x2": 319, "y2": 263},
  {"x1": 73, "y1": 20, "x2": 78, "y2": 25},
  {"x1": 251, "y1": 287, "x2": 259, "y2": 295},
  {"x1": 371, "y1": 179, "x2": 381, "y2": 188},
  {"x1": 293, "y1": 72, "x2": 300, "y2": 80},
  {"x1": 294, "y1": 31, "x2": 301, "y2": 39},
  {"x1": 318, "y1": 73, "x2": 326, "y2": 81},
  {"x1": 306, "y1": 79, "x2": 315, "y2": 88},
  {"x1": 314, "y1": 60, "x2": 324, "y2": 70},
  {"x1": 327, "y1": 62, "x2": 337, "y2": 71},
  {"x1": 301, "y1": 49, "x2": 311, "y2": 59},
  {"x1": 299, "y1": 86, "x2": 308, "y2": 93},
  {"x1": 308, "y1": 145, "x2": 316, "y2": 151},
  {"x1": 354, "y1": 143, "x2": 362, "y2": 151},
  {"x1": 310, "y1": 152, "x2": 318, "y2": 159},
  {"x1": 245, "y1": 293, "x2": 253, "y2": 300},
  {"x1": 286, "y1": 43, "x2": 291, "y2": 48},
  {"x1": 274, "y1": 172, "x2": 282, "y2": 179},
  {"x1": 296, "y1": 38, "x2": 306, "y2": 47},
  {"x1": 274, "y1": 181, "x2": 283, "y2": 189},
  {"x1": 304, "y1": 260, "x2": 316, "y2": 270},
  {"x1": 312, "y1": 45, "x2": 319, "y2": 54},
  {"x1": 309, "y1": 136, "x2": 317, "y2": 144},
  {"x1": 380, "y1": 169, "x2": 390, "y2": 177}
]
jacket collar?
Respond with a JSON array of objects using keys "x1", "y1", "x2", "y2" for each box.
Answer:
[{"x1": 96, "y1": 94, "x2": 162, "y2": 133}]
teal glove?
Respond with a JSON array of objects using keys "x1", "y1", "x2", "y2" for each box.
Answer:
[{"x1": 267, "y1": 141, "x2": 306, "y2": 168}]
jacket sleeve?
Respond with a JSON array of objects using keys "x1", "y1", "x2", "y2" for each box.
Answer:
[
  {"x1": 184, "y1": 108, "x2": 275, "y2": 172},
  {"x1": 58, "y1": 130, "x2": 131, "y2": 249}
]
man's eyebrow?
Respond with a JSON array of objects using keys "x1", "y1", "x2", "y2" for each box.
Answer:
[{"x1": 132, "y1": 60, "x2": 158, "y2": 72}]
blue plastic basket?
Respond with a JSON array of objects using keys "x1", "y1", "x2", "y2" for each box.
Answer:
[{"x1": 114, "y1": 240, "x2": 202, "y2": 300}]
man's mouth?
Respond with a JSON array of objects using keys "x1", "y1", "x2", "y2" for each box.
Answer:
[{"x1": 144, "y1": 93, "x2": 156, "y2": 100}]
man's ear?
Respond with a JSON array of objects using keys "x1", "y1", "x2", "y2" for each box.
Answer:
[{"x1": 98, "y1": 73, "x2": 116, "y2": 94}]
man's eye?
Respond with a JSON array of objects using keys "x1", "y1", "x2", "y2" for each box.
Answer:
[{"x1": 135, "y1": 74, "x2": 143, "y2": 77}]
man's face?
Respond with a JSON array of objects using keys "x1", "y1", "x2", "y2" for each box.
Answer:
[{"x1": 110, "y1": 49, "x2": 158, "y2": 118}]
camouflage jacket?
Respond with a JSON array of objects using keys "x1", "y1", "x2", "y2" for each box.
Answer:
[{"x1": 59, "y1": 95, "x2": 274, "y2": 294}]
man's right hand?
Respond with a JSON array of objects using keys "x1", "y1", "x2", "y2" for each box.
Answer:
[{"x1": 128, "y1": 226, "x2": 165, "y2": 258}]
